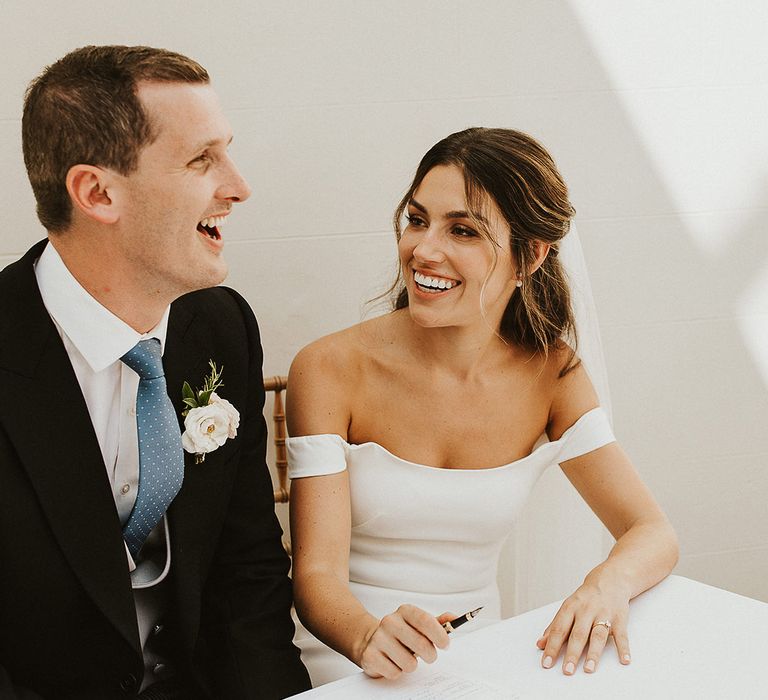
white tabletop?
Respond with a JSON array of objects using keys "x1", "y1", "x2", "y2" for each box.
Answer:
[{"x1": 291, "y1": 576, "x2": 768, "y2": 699}]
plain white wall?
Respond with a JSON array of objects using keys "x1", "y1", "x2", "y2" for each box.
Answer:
[{"x1": 2, "y1": 1, "x2": 766, "y2": 609}]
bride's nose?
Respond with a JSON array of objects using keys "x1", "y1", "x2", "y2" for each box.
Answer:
[{"x1": 412, "y1": 227, "x2": 447, "y2": 264}]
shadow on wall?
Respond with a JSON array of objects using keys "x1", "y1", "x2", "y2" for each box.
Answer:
[
  {"x1": 735, "y1": 178, "x2": 768, "y2": 387},
  {"x1": 502, "y1": 2, "x2": 768, "y2": 611}
]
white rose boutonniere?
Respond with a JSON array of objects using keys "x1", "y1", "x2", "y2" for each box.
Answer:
[{"x1": 181, "y1": 361, "x2": 240, "y2": 464}]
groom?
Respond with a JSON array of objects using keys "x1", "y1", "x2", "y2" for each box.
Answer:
[{"x1": 0, "y1": 46, "x2": 310, "y2": 699}]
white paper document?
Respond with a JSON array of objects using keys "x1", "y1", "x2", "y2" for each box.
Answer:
[
  {"x1": 381, "y1": 671, "x2": 512, "y2": 699},
  {"x1": 295, "y1": 668, "x2": 514, "y2": 699}
]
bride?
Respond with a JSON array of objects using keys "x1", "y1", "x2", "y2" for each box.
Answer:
[{"x1": 285, "y1": 127, "x2": 678, "y2": 686}]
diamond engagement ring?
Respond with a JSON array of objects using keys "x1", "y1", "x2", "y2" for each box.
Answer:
[{"x1": 593, "y1": 620, "x2": 612, "y2": 633}]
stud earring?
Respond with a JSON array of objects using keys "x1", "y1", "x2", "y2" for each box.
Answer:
[{"x1": 515, "y1": 274, "x2": 523, "y2": 288}]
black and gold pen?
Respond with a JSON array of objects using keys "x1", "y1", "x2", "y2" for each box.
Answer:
[{"x1": 442, "y1": 606, "x2": 483, "y2": 634}]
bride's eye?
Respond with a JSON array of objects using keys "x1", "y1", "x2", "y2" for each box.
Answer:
[
  {"x1": 405, "y1": 214, "x2": 426, "y2": 228},
  {"x1": 452, "y1": 225, "x2": 478, "y2": 238}
]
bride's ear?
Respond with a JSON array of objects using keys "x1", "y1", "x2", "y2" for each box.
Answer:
[{"x1": 528, "y1": 241, "x2": 551, "y2": 274}]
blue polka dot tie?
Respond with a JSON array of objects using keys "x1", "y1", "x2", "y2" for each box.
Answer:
[{"x1": 120, "y1": 339, "x2": 184, "y2": 559}]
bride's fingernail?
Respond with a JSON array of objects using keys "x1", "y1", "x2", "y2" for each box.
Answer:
[
  {"x1": 542, "y1": 656, "x2": 553, "y2": 669},
  {"x1": 564, "y1": 661, "x2": 575, "y2": 675},
  {"x1": 623, "y1": 653, "x2": 631, "y2": 664},
  {"x1": 584, "y1": 659, "x2": 595, "y2": 673}
]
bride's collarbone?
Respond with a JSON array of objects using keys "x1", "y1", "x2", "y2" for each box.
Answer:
[{"x1": 354, "y1": 374, "x2": 549, "y2": 420}]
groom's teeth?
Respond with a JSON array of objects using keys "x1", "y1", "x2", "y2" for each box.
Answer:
[{"x1": 199, "y1": 216, "x2": 226, "y2": 228}]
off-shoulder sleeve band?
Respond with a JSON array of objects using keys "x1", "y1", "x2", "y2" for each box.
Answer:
[
  {"x1": 287, "y1": 434, "x2": 348, "y2": 479},
  {"x1": 557, "y1": 407, "x2": 616, "y2": 464}
]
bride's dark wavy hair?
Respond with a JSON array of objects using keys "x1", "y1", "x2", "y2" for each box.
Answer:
[{"x1": 391, "y1": 127, "x2": 579, "y2": 375}]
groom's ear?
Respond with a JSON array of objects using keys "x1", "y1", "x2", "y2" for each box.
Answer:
[{"x1": 65, "y1": 164, "x2": 121, "y2": 225}]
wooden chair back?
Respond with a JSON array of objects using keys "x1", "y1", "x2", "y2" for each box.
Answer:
[
  {"x1": 264, "y1": 375, "x2": 291, "y2": 555},
  {"x1": 264, "y1": 375, "x2": 290, "y2": 504}
]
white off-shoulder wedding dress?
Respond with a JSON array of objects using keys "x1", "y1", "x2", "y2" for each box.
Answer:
[{"x1": 287, "y1": 406, "x2": 615, "y2": 686}]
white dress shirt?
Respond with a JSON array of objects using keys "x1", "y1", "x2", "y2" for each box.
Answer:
[
  {"x1": 34, "y1": 241, "x2": 170, "y2": 569},
  {"x1": 35, "y1": 241, "x2": 178, "y2": 688}
]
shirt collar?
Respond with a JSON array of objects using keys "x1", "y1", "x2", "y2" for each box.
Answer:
[{"x1": 34, "y1": 241, "x2": 170, "y2": 373}]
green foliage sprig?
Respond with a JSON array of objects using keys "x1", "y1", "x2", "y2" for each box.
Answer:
[{"x1": 181, "y1": 361, "x2": 224, "y2": 416}]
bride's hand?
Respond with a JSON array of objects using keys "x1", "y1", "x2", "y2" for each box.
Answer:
[
  {"x1": 536, "y1": 578, "x2": 632, "y2": 675},
  {"x1": 358, "y1": 605, "x2": 451, "y2": 679}
]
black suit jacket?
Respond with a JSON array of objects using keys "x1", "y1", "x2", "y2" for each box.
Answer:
[{"x1": 0, "y1": 241, "x2": 310, "y2": 700}]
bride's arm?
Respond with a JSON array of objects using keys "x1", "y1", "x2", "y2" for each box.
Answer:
[
  {"x1": 539, "y1": 360, "x2": 679, "y2": 675},
  {"x1": 287, "y1": 340, "x2": 449, "y2": 679}
]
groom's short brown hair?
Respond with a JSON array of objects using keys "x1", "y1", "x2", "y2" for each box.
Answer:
[{"x1": 22, "y1": 45, "x2": 209, "y2": 232}]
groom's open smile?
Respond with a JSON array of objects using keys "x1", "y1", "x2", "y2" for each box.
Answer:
[{"x1": 197, "y1": 214, "x2": 227, "y2": 242}]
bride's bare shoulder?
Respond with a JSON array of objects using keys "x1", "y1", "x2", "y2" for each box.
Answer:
[
  {"x1": 289, "y1": 313, "x2": 398, "y2": 383},
  {"x1": 545, "y1": 342, "x2": 601, "y2": 439},
  {"x1": 287, "y1": 315, "x2": 399, "y2": 435}
]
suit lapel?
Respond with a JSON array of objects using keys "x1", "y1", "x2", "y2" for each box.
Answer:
[
  {"x1": 163, "y1": 299, "x2": 214, "y2": 653},
  {"x1": 163, "y1": 295, "x2": 246, "y2": 654},
  {"x1": 0, "y1": 242, "x2": 140, "y2": 654}
]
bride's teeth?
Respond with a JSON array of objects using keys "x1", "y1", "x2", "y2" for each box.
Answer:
[
  {"x1": 201, "y1": 217, "x2": 209, "y2": 228},
  {"x1": 414, "y1": 271, "x2": 457, "y2": 290}
]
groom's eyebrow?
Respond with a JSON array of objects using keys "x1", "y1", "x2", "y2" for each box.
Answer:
[{"x1": 189, "y1": 134, "x2": 235, "y2": 153}]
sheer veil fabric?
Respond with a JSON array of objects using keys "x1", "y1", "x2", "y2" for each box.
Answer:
[
  {"x1": 501, "y1": 222, "x2": 614, "y2": 614},
  {"x1": 560, "y1": 223, "x2": 612, "y2": 418}
]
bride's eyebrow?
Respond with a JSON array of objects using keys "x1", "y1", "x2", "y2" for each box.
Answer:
[
  {"x1": 410, "y1": 198, "x2": 487, "y2": 224},
  {"x1": 408, "y1": 199, "x2": 428, "y2": 214},
  {"x1": 447, "y1": 210, "x2": 487, "y2": 224}
]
